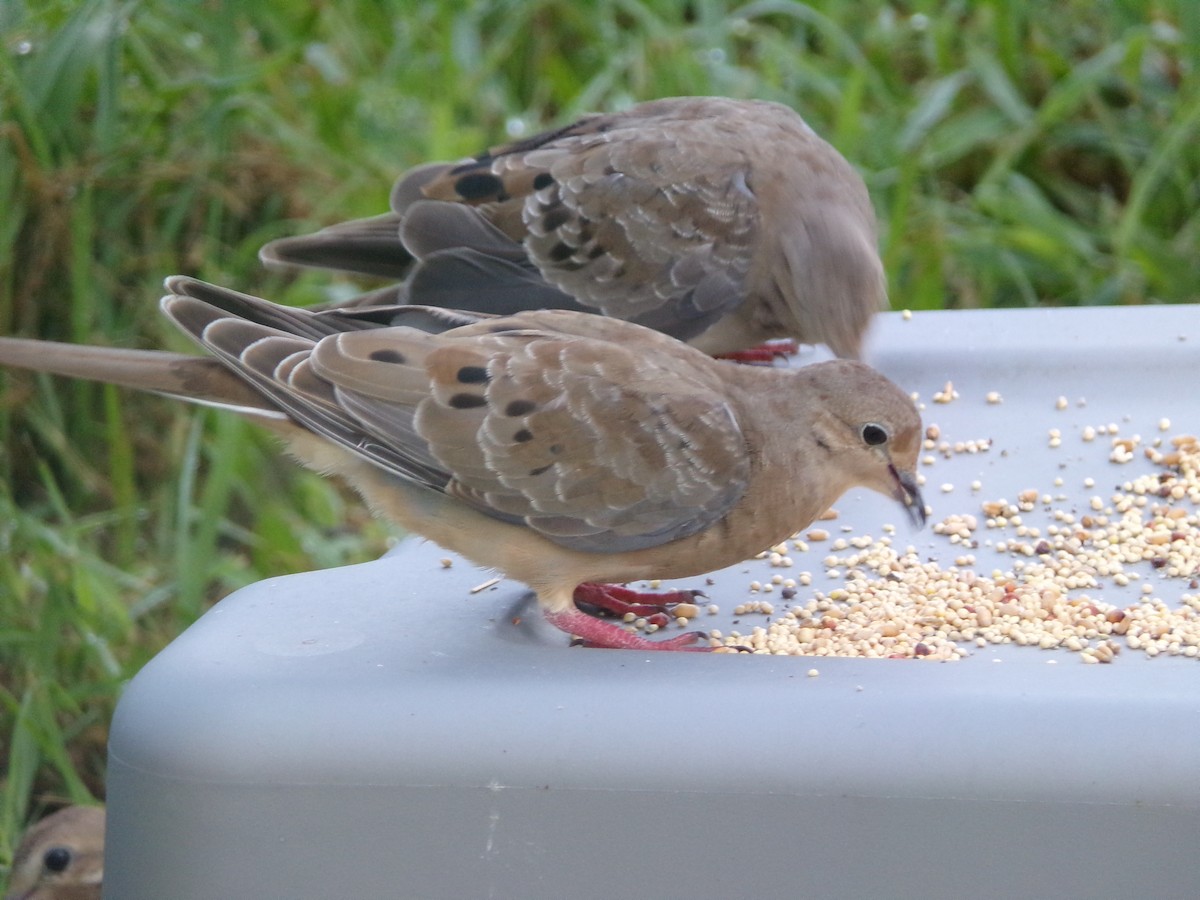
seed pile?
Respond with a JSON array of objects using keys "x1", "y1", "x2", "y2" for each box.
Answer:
[{"x1": 703, "y1": 431, "x2": 1200, "y2": 662}]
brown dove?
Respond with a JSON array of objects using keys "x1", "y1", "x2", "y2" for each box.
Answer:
[
  {"x1": 0, "y1": 277, "x2": 923, "y2": 650},
  {"x1": 260, "y1": 96, "x2": 885, "y2": 360},
  {"x1": 4, "y1": 806, "x2": 105, "y2": 900}
]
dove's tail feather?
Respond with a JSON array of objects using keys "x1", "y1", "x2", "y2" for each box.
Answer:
[
  {"x1": 259, "y1": 212, "x2": 414, "y2": 280},
  {"x1": 257, "y1": 162, "x2": 452, "y2": 281},
  {"x1": 0, "y1": 336, "x2": 284, "y2": 419}
]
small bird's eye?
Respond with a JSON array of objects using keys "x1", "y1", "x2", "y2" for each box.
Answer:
[
  {"x1": 861, "y1": 423, "x2": 888, "y2": 446},
  {"x1": 43, "y1": 846, "x2": 72, "y2": 873}
]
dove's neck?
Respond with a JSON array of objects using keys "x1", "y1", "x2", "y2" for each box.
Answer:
[{"x1": 714, "y1": 364, "x2": 856, "y2": 549}]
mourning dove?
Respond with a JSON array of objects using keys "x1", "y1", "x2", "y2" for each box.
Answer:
[
  {"x1": 260, "y1": 96, "x2": 885, "y2": 360},
  {"x1": 0, "y1": 277, "x2": 923, "y2": 650},
  {"x1": 4, "y1": 806, "x2": 104, "y2": 900}
]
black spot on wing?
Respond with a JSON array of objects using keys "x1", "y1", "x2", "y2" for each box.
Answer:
[
  {"x1": 529, "y1": 463, "x2": 554, "y2": 476},
  {"x1": 541, "y1": 205, "x2": 571, "y2": 232},
  {"x1": 513, "y1": 429, "x2": 533, "y2": 443},
  {"x1": 454, "y1": 172, "x2": 505, "y2": 201},
  {"x1": 548, "y1": 242, "x2": 574, "y2": 262},
  {"x1": 369, "y1": 349, "x2": 407, "y2": 364},
  {"x1": 449, "y1": 392, "x2": 487, "y2": 409},
  {"x1": 456, "y1": 365, "x2": 490, "y2": 384},
  {"x1": 532, "y1": 172, "x2": 555, "y2": 190},
  {"x1": 506, "y1": 399, "x2": 536, "y2": 416}
]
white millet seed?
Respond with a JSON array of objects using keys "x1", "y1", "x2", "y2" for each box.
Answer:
[{"x1": 721, "y1": 431, "x2": 1200, "y2": 664}]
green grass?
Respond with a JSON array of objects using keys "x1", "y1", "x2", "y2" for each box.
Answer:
[{"x1": 1, "y1": 0, "x2": 1197, "y2": 879}]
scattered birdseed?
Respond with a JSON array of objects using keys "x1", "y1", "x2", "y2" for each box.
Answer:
[
  {"x1": 1055, "y1": 396, "x2": 1069, "y2": 410},
  {"x1": 986, "y1": 391, "x2": 1003, "y2": 405},
  {"x1": 1110, "y1": 440, "x2": 1136, "y2": 464},
  {"x1": 932, "y1": 381, "x2": 959, "y2": 404},
  {"x1": 713, "y1": 432, "x2": 1200, "y2": 662},
  {"x1": 806, "y1": 668, "x2": 820, "y2": 677},
  {"x1": 440, "y1": 558, "x2": 453, "y2": 568},
  {"x1": 902, "y1": 309, "x2": 913, "y2": 320}
]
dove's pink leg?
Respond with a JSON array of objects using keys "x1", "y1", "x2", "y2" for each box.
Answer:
[
  {"x1": 573, "y1": 583, "x2": 702, "y2": 626},
  {"x1": 715, "y1": 339, "x2": 799, "y2": 364},
  {"x1": 543, "y1": 608, "x2": 710, "y2": 651}
]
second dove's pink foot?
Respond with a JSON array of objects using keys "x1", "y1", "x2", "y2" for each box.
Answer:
[
  {"x1": 543, "y1": 607, "x2": 710, "y2": 651},
  {"x1": 716, "y1": 339, "x2": 800, "y2": 364}
]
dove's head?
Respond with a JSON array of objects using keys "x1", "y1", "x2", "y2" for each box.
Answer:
[{"x1": 803, "y1": 360, "x2": 926, "y2": 528}]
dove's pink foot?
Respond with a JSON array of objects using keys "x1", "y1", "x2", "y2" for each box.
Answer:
[
  {"x1": 573, "y1": 582, "x2": 702, "y2": 627},
  {"x1": 544, "y1": 607, "x2": 710, "y2": 651},
  {"x1": 716, "y1": 339, "x2": 799, "y2": 364}
]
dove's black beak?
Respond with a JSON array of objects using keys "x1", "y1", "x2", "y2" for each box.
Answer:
[{"x1": 890, "y1": 464, "x2": 927, "y2": 528}]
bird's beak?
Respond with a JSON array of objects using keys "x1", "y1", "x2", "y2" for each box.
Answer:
[{"x1": 889, "y1": 463, "x2": 927, "y2": 528}]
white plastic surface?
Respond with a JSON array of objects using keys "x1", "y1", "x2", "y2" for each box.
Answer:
[{"x1": 105, "y1": 305, "x2": 1200, "y2": 899}]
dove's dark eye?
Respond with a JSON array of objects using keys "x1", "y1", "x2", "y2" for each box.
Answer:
[
  {"x1": 861, "y1": 423, "x2": 888, "y2": 446},
  {"x1": 43, "y1": 846, "x2": 72, "y2": 873}
]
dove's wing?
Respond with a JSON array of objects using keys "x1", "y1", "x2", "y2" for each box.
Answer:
[
  {"x1": 417, "y1": 98, "x2": 761, "y2": 341},
  {"x1": 160, "y1": 279, "x2": 751, "y2": 555}
]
